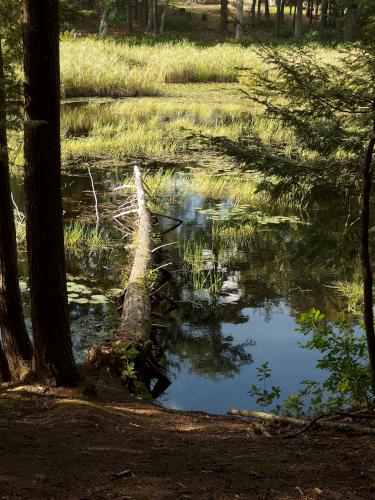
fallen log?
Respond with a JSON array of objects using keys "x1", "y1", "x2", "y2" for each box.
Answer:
[
  {"x1": 88, "y1": 165, "x2": 171, "y2": 397},
  {"x1": 228, "y1": 409, "x2": 375, "y2": 436},
  {"x1": 118, "y1": 165, "x2": 152, "y2": 345}
]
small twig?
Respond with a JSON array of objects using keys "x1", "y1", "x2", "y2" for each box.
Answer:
[
  {"x1": 88, "y1": 167, "x2": 100, "y2": 228},
  {"x1": 152, "y1": 242, "x2": 177, "y2": 253}
]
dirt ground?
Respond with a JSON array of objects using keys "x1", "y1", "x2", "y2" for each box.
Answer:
[{"x1": 1, "y1": 381, "x2": 375, "y2": 500}]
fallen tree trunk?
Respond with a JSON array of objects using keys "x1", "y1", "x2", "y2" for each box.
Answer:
[
  {"x1": 228, "y1": 409, "x2": 375, "y2": 436},
  {"x1": 118, "y1": 165, "x2": 152, "y2": 344},
  {"x1": 88, "y1": 165, "x2": 171, "y2": 397}
]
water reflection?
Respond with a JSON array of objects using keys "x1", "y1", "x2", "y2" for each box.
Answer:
[{"x1": 11, "y1": 168, "x2": 362, "y2": 414}]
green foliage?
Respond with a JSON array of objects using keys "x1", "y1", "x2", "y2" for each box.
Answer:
[
  {"x1": 115, "y1": 343, "x2": 139, "y2": 381},
  {"x1": 248, "y1": 362, "x2": 281, "y2": 409},
  {"x1": 250, "y1": 308, "x2": 373, "y2": 416},
  {"x1": 209, "y1": 41, "x2": 375, "y2": 201}
]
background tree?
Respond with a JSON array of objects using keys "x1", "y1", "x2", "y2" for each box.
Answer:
[
  {"x1": 220, "y1": 0, "x2": 229, "y2": 33},
  {"x1": 23, "y1": 0, "x2": 79, "y2": 386}
]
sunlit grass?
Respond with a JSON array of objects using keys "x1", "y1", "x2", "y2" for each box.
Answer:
[
  {"x1": 61, "y1": 96, "x2": 249, "y2": 162},
  {"x1": 328, "y1": 279, "x2": 363, "y2": 315},
  {"x1": 64, "y1": 222, "x2": 110, "y2": 253},
  {"x1": 60, "y1": 37, "x2": 342, "y2": 98}
]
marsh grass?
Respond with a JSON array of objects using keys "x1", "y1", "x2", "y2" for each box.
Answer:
[
  {"x1": 179, "y1": 239, "x2": 224, "y2": 295},
  {"x1": 60, "y1": 38, "x2": 262, "y2": 97},
  {"x1": 64, "y1": 222, "x2": 110, "y2": 253},
  {"x1": 61, "y1": 96, "x2": 249, "y2": 161},
  {"x1": 60, "y1": 37, "x2": 342, "y2": 98}
]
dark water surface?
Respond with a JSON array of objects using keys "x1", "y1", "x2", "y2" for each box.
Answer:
[{"x1": 11, "y1": 167, "x2": 359, "y2": 414}]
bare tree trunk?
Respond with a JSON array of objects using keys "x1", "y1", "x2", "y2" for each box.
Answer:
[
  {"x1": 23, "y1": 0, "x2": 79, "y2": 386},
  {"x1": 360, "y1": 123, "x2": 375, "y2": 390},
  {"x1": 143, "y1": 0, "x2": 148, "y2": 26},
  {"x1": 127, "y1": 0, "x2": 133, "y2": 33},
  {"x1": 344, "y1": 4, "x2": 357, "y2": 41},
  {"x1": 159, "y1": 0, "x2": 168, "y2": 34},
  {"x1": 250, "y1": 0, "x2": 257, "y2": 25},
  {"x1": 319, "y1": 0, "x2": 328, "y2": 41},
  {"x1": 153, "y1": 0, "x2": 157, "y2": 34},
  {"x1": 220, "y1": 0, "x2": 229, "y2": 32},
  {"x1": 147, "y1": 0, "x2": 153, "y2": 32},
  {"x1": 280, "y1": 0, "x2": 285, "y2": 23},
  {"x1": 235, "y1": 0, "x2": 244, "y2": 40},
  {"x1": 257, "y1": 0, "x2": 262, "y2": 16},
  {"x1": 275, "y1": 0, "x2": 281, "y2": 36},
  {"x1": 295, "y1": 0, "x2": 303, "y2": 40},
  {"x1": 0, "y1": 37, "x2": 32, "y2": 380},
  {"x1": 264, "y1": 0, "x2": 270, "y2": 17},
  {"x1": 98, "y1": 8, "x2": 108, "y2": 38}
]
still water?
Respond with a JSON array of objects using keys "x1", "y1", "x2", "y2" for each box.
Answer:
[{"x1": 12, "y1": 167, "x2": 359, "y2": 414}]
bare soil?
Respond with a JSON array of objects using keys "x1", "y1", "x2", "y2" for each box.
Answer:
[{"x1": 1, "y1": 380, "x2": 375, "y2": 499}]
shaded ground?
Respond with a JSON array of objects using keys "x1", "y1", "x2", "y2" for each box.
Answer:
[{"x1": 1, "y1": 382, "x2": 375, "y2": 499}]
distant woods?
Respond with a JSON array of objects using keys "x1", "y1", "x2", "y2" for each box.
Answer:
[{"x1": 89, "y1": 0, "x2": 371, "y2": 41}]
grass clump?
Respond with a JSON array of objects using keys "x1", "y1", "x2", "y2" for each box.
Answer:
[{"x1": 64, "y1": 222, "x2": 110, "y2": 253}]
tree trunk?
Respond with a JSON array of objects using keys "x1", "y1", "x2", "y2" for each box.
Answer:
[
  {"x1": 220, "y1": 0, "x2": 229, "y2": 32},
  {"x1": 143, "y1": 0, "x2": 148, "y2": 26},
  {"x1": 257, "y1": 0, "x2": 262, "y2": 16},
  {"x1": 319, "y1": 0, "x2": 328, "y2": 41},
  {"x1": 344, "y1": 5, "x2": 357, "y2": 41},
  {"x1": 98, "y1": 8, "x2": 108, "y2": 38},
  {"x1": 275, "y1": 0, "x2": 281, "y2": 36},
  {"x1": 159, "y1": 0, "x2": 168, "y2": 35},
  {"x1": 0, "y1": 37, "x2": 32, "y2": 380},
  {"x1": 147, "y1": 0, "x2": 153, "y2": 32},
  {"x1": 23, "y1": 0, "x2": 79, "y2": 386},
  {"x1": 295, "y1": 0, "x2": 303, "y2": 40},
  {"x1": 0, "y1": 341, "x2": 10, "y2": 381},
  {"x1": 264, "y1": 0, "x2": 270, "y2": 17},
  {"x1": 280, "y1": 0, "x2": 285, "y2": 23},
  {"x1": 235, "y1": 0, "x2": 244, "y2": 40},
  {"x1": 360, "y1": 125, "x2": 375, "y2": 390},
  {"x1": 153, "y1": 0, "x2": 157, "y2": 34},
  {"x1": 250, "y1": 0, "x2": 257, "y2": 25},
  {"x1": 127, "y1": 0, "x2": 133, "y2": 33}
]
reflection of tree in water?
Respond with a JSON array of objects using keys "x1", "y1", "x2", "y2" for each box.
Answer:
[{"x1": 157, "y1": 297, "x2": 254, "y2": 380}]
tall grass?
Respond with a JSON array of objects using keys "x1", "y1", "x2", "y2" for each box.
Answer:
[
  {"x1": 61, "y1": 37, "x2": 342, "y2": 98},
  {"x1": 61, "y1": 97, "x2": 248, "y2": 161},
  {"x1": 64, "y1": 222, "x2": 110, "y2": 253},
  {"x1": 60, "y1": 38, "x2": 263, "y2": 97}
]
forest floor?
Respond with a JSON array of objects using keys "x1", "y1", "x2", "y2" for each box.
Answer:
[{"x1": 1, "y1": 380, "x2": 375, "y2": 500}]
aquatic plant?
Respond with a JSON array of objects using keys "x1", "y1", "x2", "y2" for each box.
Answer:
[{"x1": 64, "y1": 222, "x2": 110, "y2": 253}]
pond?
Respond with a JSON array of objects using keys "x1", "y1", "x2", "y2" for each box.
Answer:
[{"x1": 11, "y1": 166, "x2": 361, "y2": 415}]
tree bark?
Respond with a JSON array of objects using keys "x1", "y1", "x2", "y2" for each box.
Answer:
[
  {"x1": 264, "y1": 0, "x2": 270, "y2": 17},
  {"x1": 344, "y1": 5, "x2": 357, "y2": 41},
  {"x1": 360, "y1": 126, "x2": 375, "y2": 390},
  {"x1": 250, "y1": 0, "x2": 257, "y2": 25},
  {"x1": 120, "y1": 166, "x2": 152, "y2": 343},
  {"x1": 159, "y1": 0, "x2": 168, "y2": 35},
  {"x1": 127, "y1": 0, "x2": 133, "y2": 34},
  {"x1": 235, "y1": 0, "x2": 244, "y2": 40},
  {"x1": 219, "y1": 0, "x2": 229, "y2": 33},
  {"x1": 257, "y1": 0, "x2": 262, "y2": 16},
  {"x1": 275, "y1": 0, "x2": 281, "y2": 36},
  {"x1": 295, "y1": 0, "x2": 303, "y2": 40},
  {"x1": 319, "y1": 0, "x2": 328, "y2": 41},
  {"x1": 0, "y1": 36, "x2": 32, "y2": 380},
  {"x1": 0, "y1": 341, "x2": 10, "y2": 381},
  {"x1": 23, "y1": 0, "x2": 79, "y2": 386}
]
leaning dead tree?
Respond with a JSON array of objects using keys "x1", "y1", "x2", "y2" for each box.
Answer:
[{"x1": 89, "y1": 165, "x2": 178, "y2": 397}]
